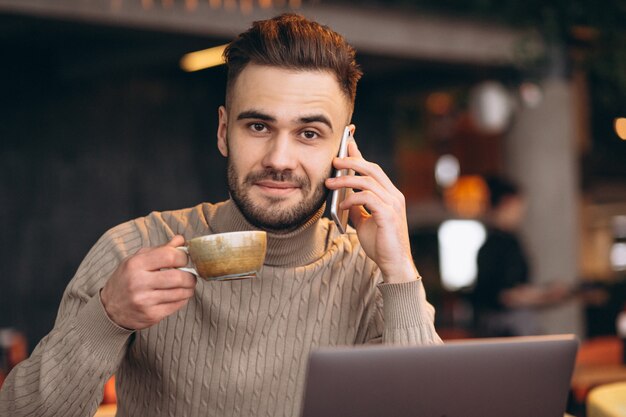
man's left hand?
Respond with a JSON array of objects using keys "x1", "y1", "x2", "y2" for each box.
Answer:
[{"x1": 325, "y1": 140, "x2": 418, "y2": 284}]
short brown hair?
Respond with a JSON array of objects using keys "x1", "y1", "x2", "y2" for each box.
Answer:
[{"x1": 223, "y1": 13, "x2": 362, "y2": 109}]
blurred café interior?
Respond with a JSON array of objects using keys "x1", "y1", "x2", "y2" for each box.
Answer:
[{"x1": 0, "y1": 0, "x2": 625, "y2": 415}]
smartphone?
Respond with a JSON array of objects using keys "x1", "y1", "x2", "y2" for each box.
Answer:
[{"x1": 330, "y1": 126, "x2": 355, "y2": 234}]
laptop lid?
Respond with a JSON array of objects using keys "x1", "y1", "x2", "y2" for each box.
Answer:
[{"x1": 301, "y1": 334, "x2": 578, "y2": 417}]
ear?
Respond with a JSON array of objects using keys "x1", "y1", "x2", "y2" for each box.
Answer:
[
  {"x1": 217, "y1": 106, "x2": 228, "y2": 157},
  {"x1": 348, "y1": 123, "x2": 356, "y2": 137}
]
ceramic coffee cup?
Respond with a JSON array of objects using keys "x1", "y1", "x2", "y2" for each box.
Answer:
[{"x1": 178, "y1": 231, "x2": 267, "y2": 281}]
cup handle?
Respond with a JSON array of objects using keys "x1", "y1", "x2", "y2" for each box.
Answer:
[
  {"x1": 175, "y1": 246, "x2": 199, "y2": 277},
  {"x1": 178, "y1": 267, "x2": 199, "y2": 277}
]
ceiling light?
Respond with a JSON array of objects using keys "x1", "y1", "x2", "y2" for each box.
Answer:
[{"x1": 180, "y1": 44, "x2": 228, "y2": 72}]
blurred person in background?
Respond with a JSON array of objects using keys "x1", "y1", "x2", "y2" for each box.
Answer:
[
  {"x1": 472, "y1": 175, "x2": 570, "y2": 337},
  {"x1": 0, "y1": 13, "x2": 440, "y2": 417}
]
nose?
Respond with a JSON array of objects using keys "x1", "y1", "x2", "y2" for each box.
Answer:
[{"x1": 261, "y1": 133, "x2": 298, "y2": 172}]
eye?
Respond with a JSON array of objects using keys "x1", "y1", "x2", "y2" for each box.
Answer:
[
  {"x1": 301, "y1": 130, "x2": 319, "y2": 140},
  {"x1": 249, "y1": 122, "x2": 268, "y2": 133}
]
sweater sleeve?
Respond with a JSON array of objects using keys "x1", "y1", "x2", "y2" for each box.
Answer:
[
  {"x1": 361, "y1": 276, "x2": 442, "y2": 346},
  {"x1": 377, "y1": 279, "x2": 442, "y2": 345},
  {"x1": 0, "y1": 221, "x2": 142, "y2": 417}
]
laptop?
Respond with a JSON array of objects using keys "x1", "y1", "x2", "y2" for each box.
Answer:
[{"x1": 301, "y1": 334, "x2": 578, "y2": 417}]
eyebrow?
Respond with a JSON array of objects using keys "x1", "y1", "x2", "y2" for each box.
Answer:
[
  {"x1": 298, "y1": 114, "x2": 333, "y2": 132},
  {"x1": 236, "y1": 110, "x2": 333, "y2": 132},
  {"x1": 237, "y1": 110, "x2": 276, "y2": 122}
]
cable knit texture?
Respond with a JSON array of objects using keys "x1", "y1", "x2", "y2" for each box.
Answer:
[{"x1": 0, "y1": 200, "x2": 441, "y2": 417}]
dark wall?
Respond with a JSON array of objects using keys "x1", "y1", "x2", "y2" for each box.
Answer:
[{"x1": 0, "y1": 56, "x2": 232, "y2": 347}]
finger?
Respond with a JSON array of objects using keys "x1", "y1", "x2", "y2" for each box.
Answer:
[
  {"x1": 347, "y1": 140, "x2": 362, "y2": 158},
  {"x1": 326, "y1": 175, "x2": 389, "y2": 203},
  {"x1": 133, "y1": 245, "x2": 189, "y2": 272},
  {"x1": 342, "y1": 190, "x2": 393, "y2": 222},
  {"x1": 333, "y1": 153, "x2": 398, "y2": 196},
  {"x1": 150, "y1": 287, "x2": 196, "y2": 305},
  {"x1": 330, "y1": 143, "x2": 404, "y2": 208},
  {"x1": 326, "y1": 174, "x2": 397, "y2": 217},
  {"x1": 329, "y1": 177, "x2": 405, "y2": 223},
  {"x1": 150, "y1": 269, "x2": 197, "y2": 290},
  {"x1": 165, "y1": 235, "x2": 186, "y2": 248}
]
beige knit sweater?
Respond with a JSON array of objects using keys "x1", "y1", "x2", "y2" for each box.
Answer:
[{"x1": 0, "y1": 200, "x2": 441, "y2": 417}]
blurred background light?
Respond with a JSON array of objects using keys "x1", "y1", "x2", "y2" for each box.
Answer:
[
  {"x1": 435, "y1": 154, "x2": 460, "y2": 188},
  {"x1": 469, "y1": 81, "x2": 514, "y2": 134},
  {"x1": 610, "y1": 242, "x2": 626, "y2": 271},
  {"x1": 185, "y1": 0, "x2": 199, "y2": 11},
  {"x1": 611, "y1": 215, "x2": 626, "y2": 271},
  {"x1": 180, "y1": 44, "x2": 228, "y2": 72},
  {"x1": 519, "y1": 81, "x2": 543, "y2": 108},
  {"x1": 614, "y1": 118, "x2": 626, "y2": 140},
  {"x1": 438, "y1": 220, "x2": 486, "y2": 291},
  {"x1": 426, "y1": 91, "x2": 454, "y2": 116},
  {"x1": 443, "y1": 175, "x2": 489, "y2": 218}
]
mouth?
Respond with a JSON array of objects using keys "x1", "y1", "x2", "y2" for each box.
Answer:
[{"x1": 254, "y1": 180, "x2": 301, "y2": 196}]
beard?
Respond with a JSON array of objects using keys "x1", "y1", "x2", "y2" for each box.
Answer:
[{"x1": 227, "y1": 158, "x2": 331, "y2": 233}]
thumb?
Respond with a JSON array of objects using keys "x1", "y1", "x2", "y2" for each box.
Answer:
[{"x1": 165, "y1": 235, "x2": 186, "y2": 248}]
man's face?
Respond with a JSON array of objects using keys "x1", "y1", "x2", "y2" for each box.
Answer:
[
  {"x1": 217, "y1": 64, "x2": 353, "y2": 232},
  {"x1": 497, "y1": 195, "x2": 527, "y2": 230}
]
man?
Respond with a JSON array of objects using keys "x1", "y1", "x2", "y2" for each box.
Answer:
[
  {"x1": 0, "y1": 14, "x2": 441, "y2": 417},
  {"x1": 472, "y1": 176, "x2": 569, "y2": 337}
]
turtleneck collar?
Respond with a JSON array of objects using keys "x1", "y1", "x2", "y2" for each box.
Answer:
[{"x1": 209, "y1": 199, "x2": 328, "y2": 267}]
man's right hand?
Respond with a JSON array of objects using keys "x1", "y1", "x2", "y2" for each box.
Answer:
[{"x1": 100, "y1": 235, "x2": 197, "y2": 330}]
